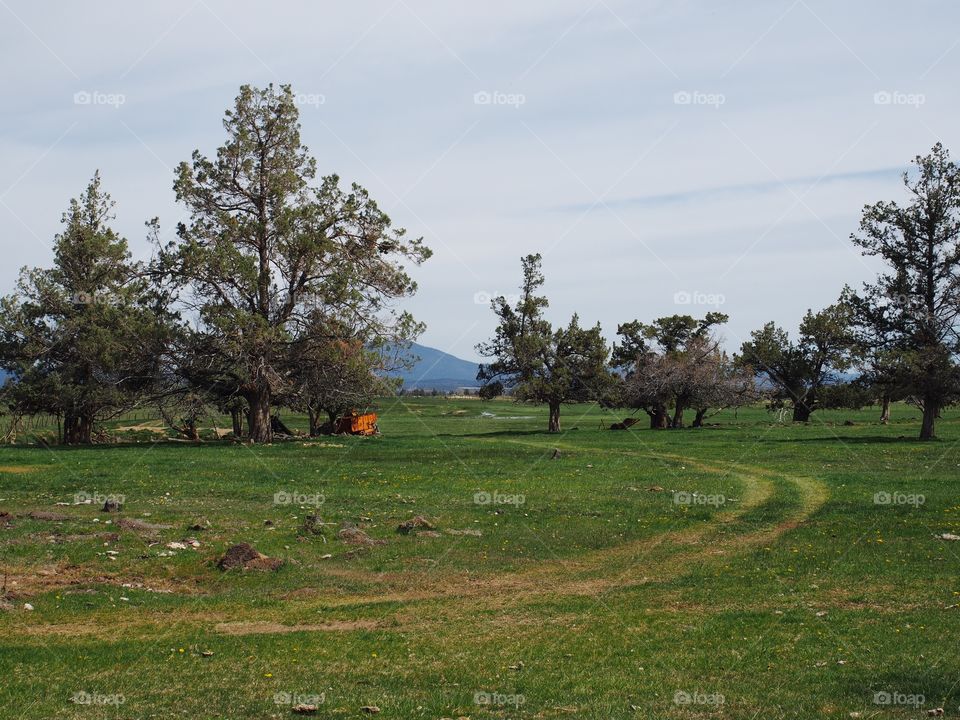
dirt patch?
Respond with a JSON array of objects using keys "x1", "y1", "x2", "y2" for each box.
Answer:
[
  {"x1": 214, "y1": 619, "x2": 378, "y2": 636},
  {"x1": 117, "y1": 518, "x2": 173, "y2": 532},
  {"x1": 0, "y1": 465, "x2": 46, "y2": 474},
  {"x1": 115, "y1": 423, "x2": 167, "y2": 434},
  {"x1": 338, "y1": 524, "x2": 385, "y2": 547},
  {"x1": 23, "y1": 511, "x2": 71, "y2": 522}
]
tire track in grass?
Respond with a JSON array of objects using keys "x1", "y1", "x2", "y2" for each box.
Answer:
[{"x1": 8, "y1": 445, "x2": 829, "y2": 638}]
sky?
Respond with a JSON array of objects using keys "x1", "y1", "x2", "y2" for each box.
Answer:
[{"x1": 0, "y1": 1, "x2": 957, "y2": 362}]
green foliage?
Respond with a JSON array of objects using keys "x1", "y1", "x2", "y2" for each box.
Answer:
[
  {"x1": 477, "y1": 254, "x2": 612, "y2": 431},
  {"x1": 157, "y1": 84, "x2": 429, "y2": 442},
  {"x1": 848, "y1": 142, "x2": 960, "y2": 439},
  {"x1": 0, "y1": 173, "x2": 172, "y2": 443},
  {"x1": 739, "y1": 301, "x2": 853, "y2": 421}
]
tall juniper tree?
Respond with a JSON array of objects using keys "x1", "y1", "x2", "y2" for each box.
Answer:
[
  {"x1": 477, "y1": 254, "x2": 612, "y2": 432},
  {"x1": 159, "y1": 84, "x2": 429, "y2": 443},
  {"x1": 0, "y1": 173, "x2": 170, "y2": 443},
  {"x1": 849, "y1": 143, "x2": 960, "y2": 440}
]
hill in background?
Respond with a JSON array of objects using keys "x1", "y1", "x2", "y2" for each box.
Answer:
[{"x1": 389, "y1": 342, "x2": 481, "y2": 392}]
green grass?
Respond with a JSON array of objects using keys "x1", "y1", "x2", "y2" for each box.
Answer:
[{"x1": 1, "y1": 398, "x2": 959, "y2": 718}]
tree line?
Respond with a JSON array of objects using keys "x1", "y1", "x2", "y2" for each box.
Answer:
[
  {"x1": 0, "y1": 85, "x2": 430, "y2": 444},
  {"x1": 1, "y1": 84, "x2": 957, "y2": 444},
  {"x1": 477, "y1": 143, "x2": 960, "y2": 441}
]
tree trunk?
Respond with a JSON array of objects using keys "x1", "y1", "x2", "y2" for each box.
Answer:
[
  {"x1": 548, "y1": 402, "x2": 561, "y2": 433},
  {"x1": 231, "y1": 408, "x2": 243, "y2": 438},
  {"x1": 692, "y1": 408, "x2": 708, "y2": 428},
  {"x1": 649, "y1": 405, "x2": 669, "y2": 429},
  {"x1": 63, "y1": 412, "x2": 93, "y2": 444},
  {"x1": 247, "y1": 389, "x2": 273, "y2": 444},
  {"x1": 792, "y1": 404, "x2": 812, "y2": 423},
  {"x1": 920, "y1": 396, "x2": 937, "y2": 440},
  {"x1": 671, "y1": 404, "x2": 685, "y2": 429},
  {"x1": 879, "y1": 395, "x2": 891, "y2": 425},
  {"x1": 308, "y1": 407, "x2": 321, "y2": 436}
]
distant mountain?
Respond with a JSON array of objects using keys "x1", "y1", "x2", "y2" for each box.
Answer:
[{"x1": 389, "y1": 342, "x2": 482, "y2": 392}]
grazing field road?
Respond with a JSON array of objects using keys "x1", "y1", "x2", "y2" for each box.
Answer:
[{"x1": 1, "y1": 399, "x2": 958, "y2": 719}]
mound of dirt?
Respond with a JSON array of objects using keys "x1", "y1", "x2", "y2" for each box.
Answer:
[
  {"x1": 216, "y1": 542, "x2": 282, "y2": 571},
  {"x1": 337, "y1": 523, "x2": 385, "y2": 547},
  {"x1": 396, "y1": 515, "x2": 436, "y2": 535}
]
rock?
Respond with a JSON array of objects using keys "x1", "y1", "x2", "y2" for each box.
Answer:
[
  {"x1": 360, "y1": 707, "x2": 380, "y2": 714},
  {"x1": 552, "y1": 448, "x2": 561, "y2": 459},
  {"x1": 23, "y1": 603, "x2": 34, "y2": 611},
  {"x1": 396, "y1": 515, "x2": 435, "y2": 535},
  {"x1": 201, "y1": 650, "x2": 214, "y2": 657},
  {"x1": 301, "y1": 515, "x2": 324, "y2": 535},
  {"x1": 647, "y1": 485, "x2": 664, "y2": 492},
  {"x1": 216, "y1": 542, "x2": 283, "y2": 571},
  {"x1": 937, "y1": 533, "x2": 960, "y2": 541},
  {"x1": 292, "y1": 704, "x2": 319, "y2": 715},
  {"x1": 166, "y1": 541, "x2": 188, "y2": 550}
]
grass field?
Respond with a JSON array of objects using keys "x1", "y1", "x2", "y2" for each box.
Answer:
[{"x1": 1, "y1": 398, "x2": 959, "y2": 719}]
